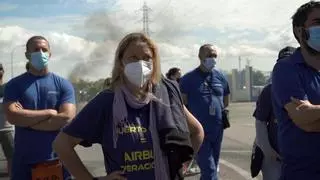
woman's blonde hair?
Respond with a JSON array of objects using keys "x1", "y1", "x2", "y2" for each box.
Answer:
[{"x1": 110, "y1": 32, "x2": 161, "y2": 90}]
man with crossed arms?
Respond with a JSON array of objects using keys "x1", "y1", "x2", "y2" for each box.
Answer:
[{"x1": 3, "y1": 36, "x2": 76, "y2": 179}]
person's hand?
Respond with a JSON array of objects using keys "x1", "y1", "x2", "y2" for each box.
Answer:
[
  {"x1": 97, "y1": 171, "x2": 127, "y2": 180},
  {"x1": 287, "y1": 97, "x2": 318, "y2": 127},
  {"x1": 290, "y1": 97, "x2": 315, "y2": 111},
  {"x1": 15, "y1": 102, "x2": 23, "y2": 110},
  {"x1": 47, "y1": 109, "x2": 58, "y2": 117}
]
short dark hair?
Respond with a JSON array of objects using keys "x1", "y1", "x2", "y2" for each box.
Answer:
[
  {"x1": 26, "y1": 36, "x2": 50, "y2": 52},
  {"x1": 25, "y1": 62, "x2": 30, "y2": 71},
  {"x1": 198, "y1": 44, "x2": 214, "y2": 57},
  {"x1": 292, "y1": 1, "x2": 320, "y2": 41},
  {"x1": 166, "y1": 67, "x2": 180, "y2": 79}
]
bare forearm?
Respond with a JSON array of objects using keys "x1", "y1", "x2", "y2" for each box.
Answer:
[
  {"x1": 298, "y1": 119, "x2": 320, "y2": 132},
  {"x1": 57, "y1": 146, "x2": 92, "y2": 180},
  {"x1": 190, "y1": 131, "x2": 203, "y2": 153},
  {"x1": 291, "y1": 105, "x2": 320, "y2": 128},
  {"x1": 6, "y1": 109, "x2": 51, "y2": 127},
  {"x1": 31, "y1": 113, "x2": 74, "y2": 131},
  {"x1": 53, "y1": 134, "x2": 93, "y2": 180}
]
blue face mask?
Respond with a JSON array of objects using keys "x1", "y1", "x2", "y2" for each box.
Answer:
[
  {"x1": 30, "y1": 50, "x2": 49, "y2": 70},
  {"x1": 307, "y1": 26, "x2": 320, "y2": 52},
  {"x1": 202, "y1": 57, "x2": 216, "y2": 71}
]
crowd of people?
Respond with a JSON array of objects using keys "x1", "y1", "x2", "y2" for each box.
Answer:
[{"x1": 0, "y1": 1, "x2": 318, "y2": 180}]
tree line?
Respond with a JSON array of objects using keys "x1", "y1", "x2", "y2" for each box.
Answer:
[{"x1": 73, "y1": 70, "x2": 268, "y2": 103}]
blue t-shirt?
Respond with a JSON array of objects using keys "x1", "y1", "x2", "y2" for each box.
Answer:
[
  {"x1": 253, "y1": 84, "x2": 278, "y2": 153},
  {"x1": 272, "y1": 49, "x2": 320, "y2": 179},
  {"x1": 63, "y1": 91, "x2": 155, "y2": 180},
  {"x1": 3, "y1": 72, "x2": 75, "y2": 164},
  {"x1": 180, "y1": 68, "x2": 230, "y2": 133}
]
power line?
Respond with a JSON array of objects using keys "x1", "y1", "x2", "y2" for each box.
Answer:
[
  {"x1": 138, "y1": 0, "x2": 173, "y2": 37},
  {"x1": 142, "y1": 2, "x2": 151, "y2": 36}
]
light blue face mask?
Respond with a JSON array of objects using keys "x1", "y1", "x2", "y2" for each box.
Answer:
[
  {"x1": 30, "y1": 50, "x2": 49, "y2": 70},
  {"x1": 307, "y1": 26, "x2": 320, "y2": 52},
  {"x1": 202, "y1": 57, "x2": 217, "y2": 71}
]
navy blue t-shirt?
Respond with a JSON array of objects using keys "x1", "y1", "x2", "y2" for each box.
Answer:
[
  {"x1": 3, "y1": 72, "x2": 75, "y2": 179},
  {"x1": 63, "y1": 91, "x2": 155, "y2": 179},
  {"x1": 180, "y1": 68, "x2": 230, "y2": 133},
  {"x1": 253, "y1": 84, "x2": 278, "y2": 153},
  {"x1": 272, "y1": 49, "x2": 320, "y2": 179}
]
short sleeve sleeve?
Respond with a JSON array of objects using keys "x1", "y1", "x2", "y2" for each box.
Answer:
[
  {"x1": 62, "y1": 92, "x2": 113, "y2": 144},
  {"x1": 253, "y1": 85, "x2": 272, "y2": 122},
  {"x1": 272, "y1": 62, "x2": 307, "y2": 107},
  {"x1": 3, "y1": 81, "x2": 19, "y2": 103},
  {"x1": 59, "y1": 79, "x2": 76, "y2": 105}
]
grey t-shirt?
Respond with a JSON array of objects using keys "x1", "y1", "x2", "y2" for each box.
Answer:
[{"x1": 0, "y1": 84, "x2": 13, "y2": 131}]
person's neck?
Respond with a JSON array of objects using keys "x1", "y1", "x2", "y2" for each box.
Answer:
[
  {"x1": 301, "y1": 47, "x2": 320, "y2": 71},
  {"x1": 199, "y1": 65, "x2": 210, "y2": 73},
  {"x1": 0, "y1": 79, "x2": 3, "y2": 85},
  {"x1": 29, "y1": 67, "x2": 49, "y2": 76},
  {"x1": 124, "y1": 80, "x2": 146, "y2": 100}
]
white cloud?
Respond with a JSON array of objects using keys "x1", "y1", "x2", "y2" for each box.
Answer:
[
  {"x1": 0, "y1": 0, "x2": 312, "y2": 81},
  {"x1": 0, "y1": 15, "x2": 86, "y2": 35},
  {"x1": 0, "y1": 26, "x2": 100, "y2": 81}
]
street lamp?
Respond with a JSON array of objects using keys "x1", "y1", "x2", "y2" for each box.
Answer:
[{"x1": 10, "y1": 44, "x2": 24, "y2": 78}]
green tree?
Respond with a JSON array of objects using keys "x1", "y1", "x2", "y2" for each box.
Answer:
[
  {"x1": 72, "y1": 78, "x2": 105, "y2": 103},
  {"x1": 252, "y1": 70, "x2": 266, "y2": 86}
]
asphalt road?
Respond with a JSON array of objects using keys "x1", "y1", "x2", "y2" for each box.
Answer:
[{"x1": 0, "y1": 102, "x2": 262, "y2": 180}]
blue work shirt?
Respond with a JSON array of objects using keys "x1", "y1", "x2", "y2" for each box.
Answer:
[
  {"x1": 272, "y1": 49, "x2": 320, "y2": 179},
  {"x1": 3, "y1": 72, "x2": 75, "y2": 179},
  {"x1": 180, "y1": 68, "x2": 230, "y2": 133}
]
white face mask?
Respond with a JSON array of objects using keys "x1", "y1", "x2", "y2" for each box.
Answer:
[{"x1": 124, "y1": 60, "x2": 153, "y2": 88}]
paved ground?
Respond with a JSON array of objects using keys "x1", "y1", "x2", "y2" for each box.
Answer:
[{"x1": 0, "y1": 102, "x2": 262, "y2": 180}]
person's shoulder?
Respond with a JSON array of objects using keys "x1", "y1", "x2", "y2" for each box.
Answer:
[
  {"x1": 161, "y1": 77, "x2": 179, "y2": 87},
  {"x1": 212, "y1": 68, "x2": 225, "y2": 76},
  {"x1": 260, "y1": 84, "x2": 272, "y2": 98},
  {"x1": 160, "y1": 77, "x2": 181, "y2": 94},
  {"x1": 84, "y1": 90, "x2": 114, "y2": 110},
  {"x1": 49, "y1": 73, "x2": 74, "y2": 87},
  {"x1": 212, "y1": 68, "x2": 229, "y2": 81},
  {"x1": 273, "y1": 56, "x2": 297, "y2": 76},
  {"x1": 96, "y1": 89, "x2": 114, "y2": 102},
  {"x1": 263, "y1": 83, "x2": 272, "y2": 91},
  {"x1": 181, "y1": 68, "x2": 198, "y2": 80},
  {"x1": 5, "y1": 73, "x2": 28, "y2": 87},
  {"x1": 275, "y1": 49, "x2": 302, "y2": 68},
  {"x1": 50, "y1": 73, "x2": 70, "y2": 82}
]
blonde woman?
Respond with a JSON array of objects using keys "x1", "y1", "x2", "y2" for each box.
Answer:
[{"x1": 53, "y1": 33, "x2": 204, "y2": 180}]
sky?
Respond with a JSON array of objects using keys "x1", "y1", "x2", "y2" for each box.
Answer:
[{"x1": 0, "y1": 0, "x2": 310, "y2": 81}]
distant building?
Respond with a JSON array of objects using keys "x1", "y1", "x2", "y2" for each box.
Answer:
[{"x1": 229, "y1": 65, "x2": 264, "y2": 102}]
